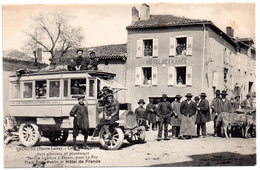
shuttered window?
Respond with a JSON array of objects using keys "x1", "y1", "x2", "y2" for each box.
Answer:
[
  {"x1": 168, "y1": 67, "x2": 176, "y2": 86},
  {"x1": 136, "y1": 40, "x2": 142, "y2": 58},
  {"x1": 169, "y1": 38, "x2": 177, "y2": 56},
  {"x1": 186, "y1": 66, "x2": 192, "y2": 86},
  {"x1": 135, "y1": 67, "x2": 142, "y2": 85},
  {"x1": 153, "y1": 39, "x2": 158, "y2": 57},
  {"x1": 186, "y1": 37, "x2": 193, "y2": 56},
  {"x1": 152, "y1": 67, "x2": 157, "y2": 85}
]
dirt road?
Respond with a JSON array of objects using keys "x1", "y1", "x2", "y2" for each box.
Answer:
[{"x1": 4, "y1": 122, "x2": 256, "y2": 167}]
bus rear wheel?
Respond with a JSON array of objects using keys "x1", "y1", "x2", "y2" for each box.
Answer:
[
  {"x1": 48, "y1": 130, "x2": 69, "y2": 145},
  {"x1": 19, "y1": 123, "x2": 40, "y2": 147}
]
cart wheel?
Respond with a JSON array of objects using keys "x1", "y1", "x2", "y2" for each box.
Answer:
[
  {"x1": 48, "y1": 130, "x2": 69, "y2": 145},
  {"x1": 19, "y1": 123, "x2": 40, "y2": 147},
  {"x1": 99, "y1": 127, "x2": 124, "y2": 150}
]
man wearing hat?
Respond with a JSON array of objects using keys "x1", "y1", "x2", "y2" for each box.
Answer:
[
  {"x1": 70, "y1": 96, "x2": 89, "y2": 151},
  {"x1": 135, "y1": 99, "x2": 148, "y2": 130},
  {"x1": 146, "y1": 98, "x2": 157, "y2": 131},
  {"x1": 210, "y1": 90, "x2": 222, "y2": 137},
  {"x1": 86, "y1": 51, "x2": 99, "y2": 70},
  {"x1": 93, "y1": 94, "x2": 120, "y2": 138},
  {"x1": 74, "y1": 49, "x2": 84, "y2": 70},
  {"x1": 196, "y1": 93, "x2": 211, "y2": 138},
  {"x1": 170, "y1": 95, "x2": 182, "y2": 138},
  {"x1": 220, "y1": 90, "x2": 232, "y2": 113},
  {"x1": 179, "y1": 93, "x2": 197, "y2": 139},
  {"x1": 157, "y1": 94, "x2": 174, "y2": 141},
  {"x1": 241, "y1": 94, "x2": 254, "y2": 110}
]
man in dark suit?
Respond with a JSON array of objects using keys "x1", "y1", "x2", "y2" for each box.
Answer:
[
  {"x1": 179, "y1": 93, "x2": 197, "y2": 139},
  {"x1": 157, "y1": 94, "x2": 174, "y2": 141},
  {"x1": 70, "y1": 96, "x2": 89, "y2": 151},
  {"x1": 220, "y1": 90, "x2": 232, "y2": 113},
  {"x1": 196, "y1": 93, "x2": 211, "y2": 138}
]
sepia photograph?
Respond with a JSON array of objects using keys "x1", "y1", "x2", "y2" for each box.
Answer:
[{"x1": 2, "y1": 1, "x2": 257, "y2": 168}]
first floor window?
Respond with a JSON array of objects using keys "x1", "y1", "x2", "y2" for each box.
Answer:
[
  {"x1": 176, "y1": 37, "x2": 187, "y2": 55},
  {"x1": 143, "y1": 40, "x2": 153, "y2": 56},
  {"x1": 23, "y1": 82, "x2": 33, "y2": 98}
]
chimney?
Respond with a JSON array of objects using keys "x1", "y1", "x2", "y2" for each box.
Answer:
[
  {"x1": 226, "y1": 26, "x2": 232, "y2": 37},
  {"x1": 140, "y1": 3, "x2": 150, "y2": 20},
  {"x1": 231, "y1": 28, "x2": 234, "y2": 38},
  {"x1": 37, "y1": 48, "x2": 42, "y2": 62},
  {"x1": 132, "y1": 7, "x2": 139, "y2": 24}
]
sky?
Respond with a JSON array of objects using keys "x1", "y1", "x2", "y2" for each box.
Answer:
[{"x1": 2, "y1": 3, "x2": 255, "y2": 51}]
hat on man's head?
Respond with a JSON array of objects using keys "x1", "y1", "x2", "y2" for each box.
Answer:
[
  {"x1": 175, "y1": 95, "x2": 182, "y2": 99},
  {"x1": 216, "y1": 90, "x2": 221, "y2": 95},
  {"x1": 76, "y1": 49, "x2": 83, "y2": 53},
  {"x1": 162, "y1": 94, "x2": 168, "y2": 99},
  {"x1": 102, "y1": 86, "x2": 109, "y2": 91},
  {"x1": 89, "y1": 51, "x2": 95, "y2": 55},
  {"x1": 194, "y1": 96, "x2": 200, "y2": 101},
  {"x1": 77, "y1": 96, "x2": 85, "y2": 100},
  {"x1": 221, "y1": 90, "x2": 228, "y2": 96},
  {"x1": 185, "y1": 93, "x2": 193, "y2": 97},
  {"x1": 138, "y1": 99, "x2": 145, "y2": 104},
  {"x1": 200, "y1": 92, "x2": 207, "y2": 97},
  {"x1": 235, "y1": 95, "x2": 240, "y2": 99},
  {"x1": 246, "y1": 94, "x2": 251, "y2": 98}
]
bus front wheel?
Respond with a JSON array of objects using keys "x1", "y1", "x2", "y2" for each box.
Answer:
[{"x1": 19, "y1": 123, "x2": 40, "y2": 147}]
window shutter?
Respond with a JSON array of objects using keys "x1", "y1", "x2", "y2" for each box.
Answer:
[
  {"x1": 135, "y1": 67, "x2": 142, "y2": 86},
  {"x1": 153, "y1": 39, "x2": 158, "y2": 58},
  {"x1": 152, "y1": 67, "x2": 158, "y2": 86},
  {"x1": 168, "y1": 67, "x2": 176, "y2": 86},
  {"x1": 213, "y1": 72, "x2": 219, "y2": 87},
  {"x1": 186, "y1": 37, "x2": 193, "y2": 56},
  {"x1": 186, "y1": 66, "x2": 192, "y2": 86},
  {"x1": 136, "y1": 40, "x2": 142, "y2": 58},
  {"x1": 169, "y1": 38, "x2": 176, "y2": 56}
]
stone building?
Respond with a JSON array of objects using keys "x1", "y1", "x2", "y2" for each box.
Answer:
[{"x1": 125, "y1": 4, "x2": 256, "y2": 109}]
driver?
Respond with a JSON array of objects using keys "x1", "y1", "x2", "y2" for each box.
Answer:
[{"x1": 93, "y1": 94, "x2": 119, "y2": 137}]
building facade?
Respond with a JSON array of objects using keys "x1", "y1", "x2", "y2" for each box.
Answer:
[{"x1": 125, "y1": 4, "x2": 256, "y2": 109}]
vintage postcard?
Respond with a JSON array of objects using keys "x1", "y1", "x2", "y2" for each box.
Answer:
[{"x1": 2, "y1": 2, "x2": 256, "y2": 167}]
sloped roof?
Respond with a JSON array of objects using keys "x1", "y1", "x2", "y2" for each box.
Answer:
[{"x1": 126, "y1": 15, "x2": 211, "y2": 29}]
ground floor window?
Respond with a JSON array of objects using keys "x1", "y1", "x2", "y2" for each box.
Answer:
[
  {"x1": 49, "y1": 80, "x2": 60, "y2": 98},
  {"x1": 142, "y1": 67, "x2": 152, "y2": 85},
  {"x1": 176, "y1": 67, "x2": 186, "y2": 85},
  {"x1": 168, "y1": 66, "x2": 192, "y2": 86}
]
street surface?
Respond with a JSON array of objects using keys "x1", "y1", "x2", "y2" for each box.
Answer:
[{"x1": 4, "y1": 122, "x2": 256, "y2": 167}]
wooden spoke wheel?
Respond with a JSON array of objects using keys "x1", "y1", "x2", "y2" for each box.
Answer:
[
  {"x1": 99, "y1": 127, "x2": 124, "y2": 150},
  {"x1": 48, "y1": 130, "x2": 69, "y2": 145},
  {"x1": 19, "y1": 123, "x2": 40, "y2": 147},
  {"x1": 126, "y1": 129, "x2": 145, "y2": 144}
]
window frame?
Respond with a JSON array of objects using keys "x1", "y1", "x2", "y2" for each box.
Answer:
[
  {"x1": 9, "y1": 81, "x2": 21, "y2": 100},
  {"x1": 69, "y1": 78, "x2": 87, "y2": 98},
  {"x1": 48, "y1": 79, "x2": 61, "y2": 99},
  {"x1": 141, "y1": 66, "x2": 153, "y2": 86},
  {"x1": 175, "y1": 65, "x2": 187, "y2": 86},
  {"x1": 35, "y1": 80, "x2": 47, "y2": 99},
  {"x1": 175, "y1": 35, "x2": 188, "y2": 56},
  {"x1": 142, "y1": 38, "x2": 154, "y2": 57},
  {"x1": 22, "y1": 81, "x2": 34, "y2": 100}
]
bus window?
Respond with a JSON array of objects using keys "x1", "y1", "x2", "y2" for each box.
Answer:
[
  {"x1": 35, "y1": 81, "x2": 47, "y2": 99},
  {"x1": 23, "y1": 82, "x2": 33, "y2": 98},
  {"x1": 71, "y1": 79, "x2": 86, "y2": 95},
  {"x1": 89, "y1": 79, "x2": 95, "y2": 97},
  {"x1": 49, "y1": 81, "x2": 60, "y2": 98},
  {"x1": 10, "y1": 82, "x2": 20, "y2": 99},
  {"x1": 64, "y1": 80, "x2": 68, "y2": 97}
]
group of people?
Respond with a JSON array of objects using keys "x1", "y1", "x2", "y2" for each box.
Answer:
[
  {"x1": 135, "y1": 90, "x2": 255, "y2": 141},
  {"x1": 69, "y1": 88, "x2": 254, "y2": 151},
  {"x1": 176, "y1": 43, "x2": 186, "y2": 55},
  {"x1": 68, "y1": 49, "x2": 99, "y2": 71}
]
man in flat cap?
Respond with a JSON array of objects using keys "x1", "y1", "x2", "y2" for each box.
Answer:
[
  {"x1": 220, "y1": 90, "x2": 232, "y2": 113},
  {"x1": 170, "y1": 95, "x2": 182, "y2": 138},
  {"x1": 210, "y1": 90, "x2": 222, "y2": 137},
  {"x1": 70, "y1": 96, "x2": 89, "y2": 151},
  {"x1": 196, "y1": 93, "x2": 211, "y2": 138},
  {"x1": 157, "y1": 94, "x2": 174, "y2": 141},
  {"x1": 179, "y1": 93, "x2": 197, "y2": 139}
]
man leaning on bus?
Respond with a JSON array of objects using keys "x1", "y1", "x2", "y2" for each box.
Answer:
[{"x1": 70, "y1": 96, "x2": 89, "y2": 151}]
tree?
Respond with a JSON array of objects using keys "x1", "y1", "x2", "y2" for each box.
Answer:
[{"x1": 24, "y1": 10, "x2": 84, "y2": 65}]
